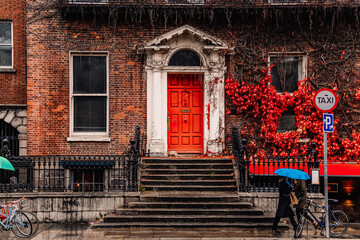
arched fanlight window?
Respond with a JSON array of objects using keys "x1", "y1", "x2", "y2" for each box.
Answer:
[{"x1": 168, "y1": 50, "x2": 202, "y2": 66}]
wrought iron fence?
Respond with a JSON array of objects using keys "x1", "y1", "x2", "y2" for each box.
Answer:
[
  {"x1": 0, "y1": 154, "x2": 140, "y2": 193},
  {"x1": 0, "y1": 127, "x2": 143, "y2": 193},
  {"x1": 63, "y1": 0, "x2": 360, "y2": 6},
  {"x1": 232, "y1": 126, "x2": 320, "y2": 193}
]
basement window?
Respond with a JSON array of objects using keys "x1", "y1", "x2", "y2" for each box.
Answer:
[{"x1": 71, "y1": 169, "x2": 104, "y2": 192}]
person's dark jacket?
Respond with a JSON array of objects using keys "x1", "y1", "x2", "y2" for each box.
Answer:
[
  {"x1": 294, "y1": 179, "x2": 307, "y2": 209},
  {"x1": 275, "y1": 179, "x2": 295, "y2": 217}
]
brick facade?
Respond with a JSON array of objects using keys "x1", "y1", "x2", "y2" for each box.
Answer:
[
  {"x1": 26, "y1": 3, "x2": 360, "y2": 155},
  {"x1": 0, "y1": 0, "x2": 26, "y2": 105}
]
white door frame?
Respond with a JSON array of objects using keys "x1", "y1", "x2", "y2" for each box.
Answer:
[{"x1": 140, "y1": 25, "x2": 234, "y2": 156}]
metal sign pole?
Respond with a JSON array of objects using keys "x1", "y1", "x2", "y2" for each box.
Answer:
[
  {"x1": 323, "y1": 129, "x2": 329, "y2": 238},
  {"x1": 314, "y1": 90, "x2": 337, "y2": 239}
]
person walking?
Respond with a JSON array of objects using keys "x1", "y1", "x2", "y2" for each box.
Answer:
[
  {"x1": 272, "y1": 177, "x2": 297, "y2": 234},
  {"x1": 294, "y1": 179, "x2": 318, "y2": 228}
]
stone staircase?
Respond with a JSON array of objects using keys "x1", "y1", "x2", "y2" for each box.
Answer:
[
  {"x1": 93, "y1": 157, "x2": 283, "y2": 228},
  {"x1": 140, "y1": 157, "x2": 237, "y2": 191}
]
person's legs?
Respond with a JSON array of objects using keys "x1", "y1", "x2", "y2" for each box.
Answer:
[
  {"x1": 272, "y1": 216, "x2": 281, "y2": 232},
  {"x1": 289, "y1": 215, "x2": 298, "y2": 230},
  {"x1": 296, "y1": 208, "x2": 302, "y2": 222},
  {"x1": 299, "y1": 208, "x2": 317, "y2": 227}
]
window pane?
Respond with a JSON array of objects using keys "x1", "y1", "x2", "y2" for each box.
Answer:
[
  {"x1": 73, "y1": 56, "x2": 106, "y2": 94},
  {"x1": 0, "y1": 46, "x2": 12, "y2": 67},
  {"x1": 278, "y1": 108, "x2": 296, "y2": 132},
  {"x1": 169, "y1": 50, "x2": 201, "y2": 66},
  {"x1": 270, "y1": 57, "x2": 299, "y2": 93},
  {"x1": 74, "y1": 96, "x2": 106, "y2": 132},
  {"x1": 0, "y1": 23, "x2": 11, "y2": 44},
  {"x1": 72, "y1": 169, "x2": 104, "y2": 192}
]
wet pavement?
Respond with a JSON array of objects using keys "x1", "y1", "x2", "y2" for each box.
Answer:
[{"x1": 2, "y1": 222, "x2": 360, "y2": 240}]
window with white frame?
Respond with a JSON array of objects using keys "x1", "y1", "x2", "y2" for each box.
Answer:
[
  {"x1": 70, "y1": 53, "x2": 108, "y2": 139},
  {"x1": 0, "y1": 22, "x2": 13, "y2": 68},
  {"x1": 270, "y1": 54, "x2": 306, "y2": 132}
]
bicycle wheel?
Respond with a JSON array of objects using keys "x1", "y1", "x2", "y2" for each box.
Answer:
[
  {"x1": 329, "y1": 210, "x2": 349, "y2": 238},
  {"x1": 20, "y1": 210, "x2": 39, "y2": 236},
  {"x1": 10, "y1": 211, "x2": 32, "y2": 238},
  {"x1": 295, "y1": 214, "x2": 306, "y2": 238}
]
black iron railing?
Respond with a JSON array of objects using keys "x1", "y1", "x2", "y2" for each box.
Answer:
[
  {"x1": 0, "y1": 126, "x2": 143, "y2": 193},
  {"x1": 232, "y1": 126, "x2": 320, "y2": 193},
  {"x1": 63, "y1": 0, "x2": 360, "y2": 6}
]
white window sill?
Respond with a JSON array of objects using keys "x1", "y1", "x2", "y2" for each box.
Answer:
[
  {"x1": 0, "y1": 68, "x2": 16, "y2": 73},
  {"x1": 67, "y1": 136, "x2": 111, "y2": 142}
]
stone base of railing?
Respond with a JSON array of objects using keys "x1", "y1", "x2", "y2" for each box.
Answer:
[
  {"x1": 0, "y1": 192, "x2": 140, "y2": 223},
  {"x1": 238, "y1": 192, "x2": 324, "y2": 217}
]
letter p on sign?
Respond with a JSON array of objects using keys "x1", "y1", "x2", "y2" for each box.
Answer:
[{"x1": 323, "y1": 113, "x2": 334, "y2": 132}]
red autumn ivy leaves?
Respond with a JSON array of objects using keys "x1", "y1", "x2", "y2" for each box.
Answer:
[{"x1": 225, "y1": 70, "x2": 359, "y2": 162}]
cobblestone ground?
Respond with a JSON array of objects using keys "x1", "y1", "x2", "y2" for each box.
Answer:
[{"x1": 2, "y1": 223, "x2": 360, "y2": 240}]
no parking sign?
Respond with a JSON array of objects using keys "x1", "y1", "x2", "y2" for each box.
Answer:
[
  {"x1": 313, "y1": 88, "x2": 338, "y2": 113},
  {"x1": 312, "y1": 88, "x2": 338, "y2": 238}
]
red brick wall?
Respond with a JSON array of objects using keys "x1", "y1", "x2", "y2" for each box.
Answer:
[
  {"x1": 0, "y1": 0, "x2": 26, "y2": 105},
  {"x1": 26, "y1": 17, "x2": 161, "y2": 155},
  {"x1": 26, "y1": 6, "x2": 360, "y2": 155}
]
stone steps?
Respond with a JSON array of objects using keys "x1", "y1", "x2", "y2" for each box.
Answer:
[
  {"x1": 140, "y1": 158, "x2": 236, "y2": 192},
  {"x1": 103, "y1": 214, "x2": 275, "y2": 223},
  {"x1": 142, "y1": 174, "x2": 234, "y2": 180},
  {"x1": 140, "y1": 185, "x2": 237, "y2": 191},
  {"x1": 91, "y1": 157, "x2": 284, "y2": 229},
  {"x1": 144, "y1": 169, "x2": 234, "y2": 174},
  {"x1": 93, "y1": 221, "x2": 284, "y2": 228},
  {"x1": 116, "y1": 207, "x2": 264, "y2": 215},
  {"x1": 141, "y1": 179, "x2": 236, "y2": 186},
  {"x1": 127, "y1": 201, "x2": 253, "y2": 209},
  {"x1": 143, "y1": 158, "x2": 234, "y2": 164}
]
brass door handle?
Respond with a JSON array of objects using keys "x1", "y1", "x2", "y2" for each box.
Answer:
[{"x1": 167, "y1": 116, "x2": 170, "y2": 131}]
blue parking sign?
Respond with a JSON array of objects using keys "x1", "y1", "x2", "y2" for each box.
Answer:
[{"x1": 323, "y1": 113, "x2": 334, "y2": 132}]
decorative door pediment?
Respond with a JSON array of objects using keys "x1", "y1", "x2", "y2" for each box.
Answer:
[{"x1": 138, "y1": 25, "x2": 234, "y2": 68}]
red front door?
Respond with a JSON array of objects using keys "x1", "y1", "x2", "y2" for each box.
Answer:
[{"x1": 168, "y1": 74, "x2": 204, "y2": 153}]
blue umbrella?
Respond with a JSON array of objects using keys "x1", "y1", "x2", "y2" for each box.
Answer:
[{"x1": 274, "y1": 168, "x2": 310, "y2": 180}]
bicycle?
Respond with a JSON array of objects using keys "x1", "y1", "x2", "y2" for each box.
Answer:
[
  {"x1": 12, "y1": 197, "x2": 40, "y2": 236},
  {"x1": 295, "y1": 197, "x2": 349, "y2": 238},
  {"x1": 0, "y1": 197, "x2": 33, "y2": 238}
]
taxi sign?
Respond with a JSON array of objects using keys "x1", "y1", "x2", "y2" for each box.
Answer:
[{"x1": 313, "y1": 89, "x2": 338, "y2": 113}]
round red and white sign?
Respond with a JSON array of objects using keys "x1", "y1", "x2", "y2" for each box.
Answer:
[{"x1": 313, "y1": 88, "x2": 338, "y2": 113}]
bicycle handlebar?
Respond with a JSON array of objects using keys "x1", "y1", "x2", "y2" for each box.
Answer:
[
  {"x1": 298, "y1": 197, "x2": 338, "y2": 211},
  {"x1": 6, "y1": 197, "x2": 26, "y2": 206}
]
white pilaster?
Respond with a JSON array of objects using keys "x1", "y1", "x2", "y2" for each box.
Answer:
[{"x1": 149, "y1": 68, "x2": 165, "y2": 156}]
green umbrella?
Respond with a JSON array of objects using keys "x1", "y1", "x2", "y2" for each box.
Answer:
[{"x1": 0, "y1": 156, "x2": 15, "y2": 171}]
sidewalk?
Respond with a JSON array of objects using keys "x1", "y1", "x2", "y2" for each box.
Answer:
[{"x1": 3, "y1": 223, "x2": 360, "y2": 240}]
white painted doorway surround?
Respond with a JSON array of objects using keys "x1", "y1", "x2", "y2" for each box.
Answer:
[{"x1": 140, "y1": 25, "x2": 234, "y2": 156}]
